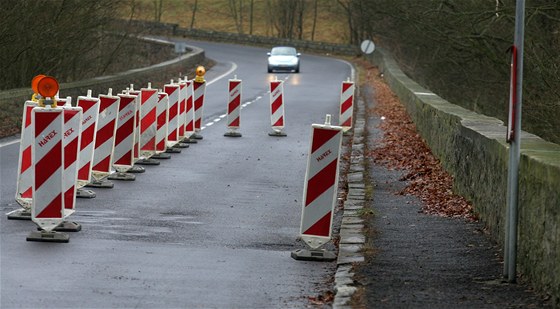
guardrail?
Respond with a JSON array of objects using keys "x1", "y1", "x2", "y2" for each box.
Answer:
[
  {"x1": 367, "y1": 47, "x2": 560, "y2": 305},
  {"x1": 113, "y1": 19, "x2": 358, "y2": 56}
]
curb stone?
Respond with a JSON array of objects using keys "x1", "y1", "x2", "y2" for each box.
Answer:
[{"x1": 333, "y1": 94, "x2": 367, "y2": 308}]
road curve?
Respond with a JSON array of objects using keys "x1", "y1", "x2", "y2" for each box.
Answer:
[{"x1": 0, "y1": 39, "x2": 354, "y2": 308}]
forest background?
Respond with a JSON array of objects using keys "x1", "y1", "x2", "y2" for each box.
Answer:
[{"x1": 1, "y1": 0, "x2": 558, "y2": 144}]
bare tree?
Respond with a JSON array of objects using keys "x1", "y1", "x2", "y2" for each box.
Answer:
[
  {"x1": 153, "y1": 0, "x2": 163, "y2": 22},
  {"x1": 190, "y1": 0, "x2": 198, "y2": 30},
  {"x1": 229, "y1": 0, "x2": 244, "y2": 34}
]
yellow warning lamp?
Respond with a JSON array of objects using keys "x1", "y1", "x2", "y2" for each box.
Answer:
[
  {"x1": 195, "y1": 66, "x2": 206, "y2": 83},
  {"x1": 36, "y1": 76, "x2": 59, "y2": 107},
  {"x1": 31, "y1": 74, "x2": 46, "y2": 102}
]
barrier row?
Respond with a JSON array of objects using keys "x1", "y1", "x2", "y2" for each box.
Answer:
[{"x1": 6, "y1": 70, "x2": 354, "y2": 260}]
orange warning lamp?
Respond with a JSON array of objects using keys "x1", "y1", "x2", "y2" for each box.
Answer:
[
  {"x1": 195, "y1": 66, "x2": 206, "y2": 83},
  {"x1": 36, "y1": 76, "x2": 59, "y2": 107},
  {"x1": 31, "y1": 74, "x2": 46, "y2": 102}
]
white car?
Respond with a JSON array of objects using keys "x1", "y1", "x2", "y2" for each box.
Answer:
[{"x1": 267, "y1": 46, "x2": 300, "y2": 73}]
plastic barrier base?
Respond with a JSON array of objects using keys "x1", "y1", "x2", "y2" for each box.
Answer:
[
  {"x1": 268, "y1": 130, "x2": 287, "y2": 137},
  {"x1": 152, "y1": 153, "x2": 171, "y2": 160},
  {"x1": 107, "y1": 172, "x2": 136, "y2": 181},
  {"x1": 224, "y1": 131, "x2": 242, "y2": 138},
  {"x1": 76, "y1": 188, "x2": 96, "y2": 199},
  {"x1": 166, "y1": 147, "x2": 182, "y2": 153},
  {"x1": 38, "y1": 221, "x2": 81, "y2": 232},
  {"x1": 291, "y1": 248, "x2": 336, "y2": 262},
  {"x1": 191, "y1": 132, "x2": 203, "y2": 140},
  {"x1": 136, "y1": 158, "x2": 160, "y2": 166},
  {"x1": 86, "y1": 179, "x2": 114, "y2": 188},
  {"x1": 27, "y1": 230, "x2": 70, "y2": 243},
  {"x1": 6, "y1": 209, "x2": 32, "y2": 220},
  {"x1": 127, "y1": 165, "x2": 146, "y2": 173},
  {"x1": 174, "y1": 142, "x2": 190, "y2": 148}
]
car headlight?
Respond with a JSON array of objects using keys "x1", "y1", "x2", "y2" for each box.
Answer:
[{"x1": 290, "y1": 58, "x2": 298, "y2": 64}]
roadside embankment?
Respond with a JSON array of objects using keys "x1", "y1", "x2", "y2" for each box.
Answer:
[
  {"x1": 366, "y1": 48, "x2": 560, "y2": 304},
  {"x1": 0, "y1": 37, "x2": 208, "y2": 138}
]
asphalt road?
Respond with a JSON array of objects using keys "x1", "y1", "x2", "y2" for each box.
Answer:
[{"x1": 0, "y1": 39, "x2": 354, "y2": 308}]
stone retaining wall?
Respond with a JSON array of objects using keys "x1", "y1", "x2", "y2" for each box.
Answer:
[{"x1": 367, "y1": 48, "x2": 560, "y2": 304}]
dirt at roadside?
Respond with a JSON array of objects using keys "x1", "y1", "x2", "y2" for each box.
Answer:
[{"x1": 353, "y1": 66, "x2": 552, "y2": 308}]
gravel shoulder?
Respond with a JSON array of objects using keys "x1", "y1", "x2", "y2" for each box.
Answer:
[{"x1": 354, "y1": 82, "x2": 552, "y2": 308}]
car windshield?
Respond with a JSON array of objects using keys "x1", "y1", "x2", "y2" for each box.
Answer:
[{"x1": 270, "y1": 47, "x2": 297, "y2": 56}]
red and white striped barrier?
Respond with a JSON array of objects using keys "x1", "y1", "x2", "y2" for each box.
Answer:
[
  {"x1": 76, "y1": 91, "x2": 100, "y2": 197},
  {"x1": 61, "y1": 103, "x2": 82, "y2": 219},
  {"x1": 192, "y1": 75, "x2": 205, "y2": 140},
  {"x1": 89, "y1": 89, "x2": 120, "y2": 187},
  {"x1": 339, "y1": 79, "x2": 355, "y2": 132},
  {"x1": 184, "y1": 78, "x2": 196, "y2": 140},
  {"x1": 109, "y1": 92, "x2": 139, "y2": 179},
  {"x1": 152, "y1": 91, "x2": 171, "y2": 159},
  {"x1": 10, "y1": 101, "x2": 38, "y2": 219},
  {"x1": 224, "y1": 76, "x2": 242, "y2": 137},
  {"x1": 176, "y1": 79, "x2": 188, "y2": 141},
  {"x1": 164, "y1": 81, "x2": 180, "y2": 147},
  {"x1": 138, "y1": 84, "x2": 158, "y2": 162},
  {"x1": 127, "y1": 86, "x2": 141, "y2": 163},
  {"x1": 31, "y1": 106, "x2": 65, "y2": 232},
  {"x1": 269, "y1": 77, "x2": 286, "y2": 136},
  {"x1": 292, "y1": 115, "x2": 342, "y2": 261}
]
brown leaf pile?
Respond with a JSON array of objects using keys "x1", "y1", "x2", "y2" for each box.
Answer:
[{"x1": 363, "y1": 64, "x2": 476, "y2": 220}]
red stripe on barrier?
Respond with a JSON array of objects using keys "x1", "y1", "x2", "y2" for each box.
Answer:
[
  {"x1": 35, "y1": 141, "x2": 62, "y2": 190},
  {"x1": 341, "y1": 119, "x2": 352, "y2": 127},
  {"x1": 93, "y1": 156, "x2": 111, "y2": 172},
  {"x1": 80, "y1": 125, "x2": 95, "y2": 151},
  {"x1": 22, "y1": 187, "x2": 32, "y2": 199},
  {"x1": 342, "y1": 83, "x2": 353, "y2": 92},
  {"x1": 228, "y1": 100, "x2": 239, "y2": 114},
  {"x1": 36, "y1": 193, "x2": 63, "y2": 218},
  {"x1": 64, "y1": 187, "x2": 74, "y2": 210},
  {"x1": 141, "y1": 111, "x2": 156, "y2": 134},
  {"x1": 25, "y1": 106, "x2": 33, "y2": 127},
  {"x1": 303, "y1": 211, "x2": 332, "y2": 237},
  {"x1": 305, "y1": 158, "x2": 337, "y2": 206},
  {"x1": 95, "y1": 119, "x2": 115, "y2": 147},
  {"x1": 64, "y1": 138, "x2": 79, "y2": 169},
  {"x1": 114, "y1": 117, "x2": 134, "y2": 146},
  {"x1": 115, "y1": 150, "x2": 132, "y2": 165},
  {"x1": 311, "y1": 128, "x2": 339, "y2": 153},
  {"x1": 341, "y1": 97, "x2": 352, "y2": 113},
  {"x1": 22, "y1": 147, "x2": 32, "y2": 172},
  {"x1": 270, "y1": 81, "x2": 281, "y2": 92},
  {"x1": 271, "y1": 95, "x2": 283, "y2": 114},
  {"x1": 272, "y1": 116, "x2": 283, "y2": 127},
  {"x1": 230, "y1": 117, "x2": 240, "y2": 127},
  {"x1": 34, "y1": 113, "x2": 59, "y2": 138},
  {"x1": 78, "y1": 163, "x2": 91, "y2": 180}
]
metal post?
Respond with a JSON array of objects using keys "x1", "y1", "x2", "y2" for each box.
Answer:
[{"x1": 504, "y1": 0, "x2": 525, "y2": 283}]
